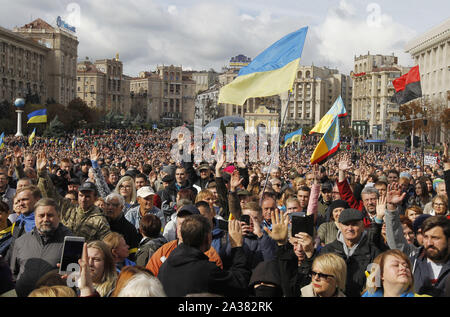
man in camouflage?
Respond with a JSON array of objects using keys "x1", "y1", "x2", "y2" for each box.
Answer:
[{"x1": 36, "y1": 152, "x2": 110, "y2": 241}]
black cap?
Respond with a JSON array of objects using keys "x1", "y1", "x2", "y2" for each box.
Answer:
[
  {"x1": 198, "y1": 163, "x2": 210, "y2": 171},
  {"x1": 329, "y1": 200, "x2": 349, "y2": 212},
  {"x1": 413, "y1": 214, "x2": 432, "y2": 234},
  {"x1": 78, "y1": 182, "x2": 97, "y2": 193},
  {"x1": 338, "y1": 208, "x2": 364, "y2": 224},
  {"x1": 162, "y1": 175, "x2": 174, "y2": 183},
  {"x1": 177, "y1": 205, "x2": 200, "y2": 217}
]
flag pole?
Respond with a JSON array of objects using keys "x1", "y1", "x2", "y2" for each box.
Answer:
[{"x1": 260, "y1": 91, "x2": 291, "y2": 202}]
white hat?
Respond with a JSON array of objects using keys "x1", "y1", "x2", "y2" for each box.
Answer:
[{"x1": 137, "y1": 186, "x2": 155, "y2": 198}]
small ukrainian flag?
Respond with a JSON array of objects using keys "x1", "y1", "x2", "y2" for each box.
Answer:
[
  {"x1": 28, "y1": 128, "x2": 36, "y2": 146},
  {"x1": 0, "y1": 132, "x2": 5, "y2": 150},
  {"x1": 27, "y1": 109, "x2": 47, "y2": 124},
  {"x1": 283, "y1": 128, "x2": 303, "y2": 148}
]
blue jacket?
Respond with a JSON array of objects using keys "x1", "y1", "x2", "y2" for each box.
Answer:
[{"x1": 362, "y1": 289, "x2": 416, "y2": 297}]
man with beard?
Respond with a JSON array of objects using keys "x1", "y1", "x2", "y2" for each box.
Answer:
[
  {"x1": 384, "y1": 182, "x2": 450, "y2": 297},
  {"x1": 8, "y1": 198, "x2": 72, "y2": 297}
]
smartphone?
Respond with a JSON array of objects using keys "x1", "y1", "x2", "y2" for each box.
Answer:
[
  {"x1": 240, "y1": 215, "x2": 250, "y2": 225},
  {"x1": 59, "y1": 236, "x2": 85, "y2": 275},
  {"x1": 291, "y1": 214, "x2": 314, "y2": 237},
  {"x1": 217, "y1": 219, "x2": 229, "y2": 231}
]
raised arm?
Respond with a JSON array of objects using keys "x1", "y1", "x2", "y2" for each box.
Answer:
[
  {"x1": 306, "y1": 164, "x2": 320, "y2": 224},
  {"x1": 90, "y1": 146, "x2": 111, "y2": 198}
]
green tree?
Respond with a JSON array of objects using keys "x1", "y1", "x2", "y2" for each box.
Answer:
[{"x1": 43, "y1": 115, "x2": 65, "y2": 138}]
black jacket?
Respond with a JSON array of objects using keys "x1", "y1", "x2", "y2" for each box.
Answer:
[
  {"x1": 276, "y1": 243, "x2": 316, "y2": 297},
  {"x1": 320, "y1": 233, "x2": 381, "y2": 297},
  {"x1": 9, "y1": 223, "x2": 72, "y2": 297},
  {"x1": 158, "y1": 243, "x2": 250, "y2": 297},
  {"x1": 160, "y1": 180, "x2": 198, "y2": 218},
  {"x1": 108, "y1": 213, "x2": 140, "y2": 261}
]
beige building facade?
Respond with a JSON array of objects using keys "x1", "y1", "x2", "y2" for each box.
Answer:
[
  {"x1": 129, "y1": 65, "x2": 196, "y2": 125},
  {"x1": 405, "y1": 18, "x2": 450, "y2": 143},
  {"x1": 280, "y1": 65, "x2": 352, "y2": 129},
  {"x1": 351, "y1": 53, "x2": 407, "y2": 138},
  {"x1": 0, "y1": 25, "x2": 49, "y2": 103},
  {"x1": 13, "y1": 18, "x2": 78, "y2": 106}
]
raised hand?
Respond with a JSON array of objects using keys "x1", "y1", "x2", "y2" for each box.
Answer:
[
  {"x1": 36, "y1": 151, "x2": 47, "y2": 172},
  {"x1": 294, "y1": 232, "x2": 314, "y2": 258},
  {"x1": 376, "y1": 194, "x2": 386, "y2": 220},
  {"x1": 230, "y1": 170, "x2": 243, "y2": 192},
  {"x1": 228, "y1": 219, "x2": 244, "y2": 248},
  {"x1": 386, "y1": 182, "x2": 406, "y2": 208},
  {"x1": 263, "y1": 210, "x2": 289, "y2": 245},
  {"x1": 90, "y1": 146, "x2": 99, "y2": 161},
  {"x1": 78, "y1": 243, "x2": 95, "y2": 296},
  {"x1": 338, "y1": 158, "x2": 352, "y2": 171}
]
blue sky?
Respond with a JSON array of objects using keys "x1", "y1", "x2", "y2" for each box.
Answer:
[{"x1": 0, "y1": 0, "x2": 448, "y2": 76}]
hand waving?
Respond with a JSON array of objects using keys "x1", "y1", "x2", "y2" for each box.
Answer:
[
  {"x1": 36, "y1": 151, "x2": 47, "y2": 172},
  {"x1": 386, "y1": 182, "x2": 406, "y2": 207},
  {"x1": 263, "y1": 210, "x2": 289, "y2": 246}
]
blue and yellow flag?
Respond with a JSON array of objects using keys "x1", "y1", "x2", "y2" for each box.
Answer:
[
  {"x1": 283, "y1": 128, "x2": 302, "y2": 148},
  {"x1": 27, "y1": 109, "x2": 47, "y2": 124},
  {"x1": 310, "y1": 115, "x2": 340, "y2": 165},
  {"x1": 28, "y1": 128, "x2": 36, "y2": 146},
  {"x1": 0, "y1": 132, "x2": 4, "y2": 150},
  {"x1": 310, "y1": 96, "x2": 347, "y2": 134},
  {"x1": 218, "y1": 27, "x2": 308, "y2": 105},
  {"x1": 72, "y1": 138, "x2": 76, "y2": 149}
]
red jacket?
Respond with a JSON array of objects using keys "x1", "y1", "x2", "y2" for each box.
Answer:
[{"x1": 337, "y1": 179, "x2": 371, "y2": 228}]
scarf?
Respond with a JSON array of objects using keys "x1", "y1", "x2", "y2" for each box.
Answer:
[{"x1": 15, "y1": 212, "x2": 35, "y2": 233}]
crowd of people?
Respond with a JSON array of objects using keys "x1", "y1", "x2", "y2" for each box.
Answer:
[{"x1": 0, "y1": 128, "x2": 449, "y2": 298}]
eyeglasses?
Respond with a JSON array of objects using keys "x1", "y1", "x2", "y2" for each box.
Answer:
[
  {"x1": 433, "y1": 203, "x2": 445, "y2": 207},
  {"x1": 310, "y1": 270, "x2": 334, "y2": 280},
  {"x1": 119, "y1": 185, "x2": 132, "y2": 189}
]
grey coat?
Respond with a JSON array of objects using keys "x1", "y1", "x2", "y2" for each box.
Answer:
[
  {"x1": 385, "y1": 208, "x2": 450, "y2": 297},
  {"x1": 9, "y1": 223, "x2": 72, "y2": 297}
]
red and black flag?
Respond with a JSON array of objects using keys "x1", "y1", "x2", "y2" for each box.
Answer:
[{"x1": 391, "y1": 65, "x2": 422, "y2": 105}]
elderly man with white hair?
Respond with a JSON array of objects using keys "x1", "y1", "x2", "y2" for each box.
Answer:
[{"x1": 104, "y1": 192, "x2": 140, "y2": 260}]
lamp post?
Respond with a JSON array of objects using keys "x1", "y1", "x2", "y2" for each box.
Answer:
[{"x1": 14, "y1": 98, "x2": 25, "y2": 137}]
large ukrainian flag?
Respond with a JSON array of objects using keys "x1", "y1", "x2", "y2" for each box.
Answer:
[
  {"x1": 310, "y1": 96, "x2": 347, "y2": 134},
  {"x1": 27, "y1": 109, "x2": 47, "y2": 124},
  {"x1": 310, "y1": 115, "x2": 340, "y2": 165},
  {"x1": 283, "y1": 128, "x2": 302, "y2": 147},
  {"x1": 218, "y1": 27, "x2": 308, "y2": 105}
]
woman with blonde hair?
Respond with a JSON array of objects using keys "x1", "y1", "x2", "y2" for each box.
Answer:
[
  {"x1": 362, "y1": 249, "x2": 427, "y2": 297},
  {"x1": 301, "y1": 253, "x2": 347, "y2": 297},
  {"x1": 195, "y1": 189, "x2": 215, "y2": 206},
  {"x1": 103, "y1": 232, "x2": 135, "y2": 272},
  {"x1": 28, "y1": 285, "x2": 76, "y2": 297},
  {"x1": 114, "y1": 175, "x2": 137, "y2": 213},
  {"x1": 86, "y1": 240, "x2": 118, "y2": 297},
  {"x1": 429, "y1": 194, "x2": 448, "y2": 216},
  {"x1": 110, "y1": 266, "x2": 166, "y2": 297}
]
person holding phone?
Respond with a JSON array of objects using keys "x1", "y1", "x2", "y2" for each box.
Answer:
[{"x1": 8, "y1": 198, "x2": 72, "y2": 297}]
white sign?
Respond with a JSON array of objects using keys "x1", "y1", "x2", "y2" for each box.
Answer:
[{"x1": 424, "y1": 155, "x2": 437, "y2": 166}]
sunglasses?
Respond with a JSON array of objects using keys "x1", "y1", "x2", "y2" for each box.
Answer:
[{"x1": 310, "y1": 270, "x2": 334, "y2": 280}]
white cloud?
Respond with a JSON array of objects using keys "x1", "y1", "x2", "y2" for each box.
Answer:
[
  {"x1": 315, "y1": 1, "x2": 416, "y2": 73},
  {"x1": 168, "y1": 5, "x2": 178, "y2": 15}
]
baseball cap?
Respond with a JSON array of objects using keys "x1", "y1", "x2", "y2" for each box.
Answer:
[
  {"x1": 177, "y1": 204, "x2": 200, "y2": 217},
  {"x1": 338, "y1": 208, "x2": 364, "y2": 224},
  {"x1": 237, "y1": 189, "x2": 251, "y2": 196},
  {"x1": 78, "y1": 182, "x2": 97, "y2": 192},
  {"x1": 137, "y1": 186, "x2": 155, "y2": 198},
  {"x1": 198, "y1": 162, "x2": 210, "y2": 171}
]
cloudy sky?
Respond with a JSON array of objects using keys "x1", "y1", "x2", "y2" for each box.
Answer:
[{"x1": 1, "y1": 0, "x2": 448, "y2": 76}]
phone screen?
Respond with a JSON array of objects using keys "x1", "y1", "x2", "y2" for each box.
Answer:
[
  {"x1": 59, "y1": 238, "x2": 85, "y2": 274},
  {"x1": 291, "y1": 214, "x2": 314, "y2": 237},
  {"x1": 240, "y1": 215, "x2": 250, "y2": 225}
]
